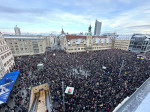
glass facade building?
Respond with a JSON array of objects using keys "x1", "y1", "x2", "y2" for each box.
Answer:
[{"x1": 128, "y1": 34, "x2": 150, "y2": 53}]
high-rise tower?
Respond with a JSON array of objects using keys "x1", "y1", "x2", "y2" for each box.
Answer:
[
  {"x1": 14, "y1": 25, "x2": 21, "y2": 35},
  {"x1": 94, "y1": 20, "x2": 102, "y2": 36}
]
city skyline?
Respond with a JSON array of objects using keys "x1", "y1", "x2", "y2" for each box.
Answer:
[{"x1": 0, "y1": 0, "x2": 150, "y2": 34}]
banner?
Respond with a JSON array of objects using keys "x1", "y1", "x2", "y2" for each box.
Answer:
[
  {"x1": 0, "y1": 71, "x2": 20, "y2": 104},
  {"x1": 65, "y1": 87, "x2": 74, "y2": 94}
]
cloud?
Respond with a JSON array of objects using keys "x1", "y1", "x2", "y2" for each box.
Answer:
[
  {"x1": 125, "y1": 25, "x2": 150, "y2": 29},
  {"x1": 0, "y1": 0, "x2": 150, "y2": 34},
  {"x1": 0, "y1": 5, "x2": 49, "y2": 14}
]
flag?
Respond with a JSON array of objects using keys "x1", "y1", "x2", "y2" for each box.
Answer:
[
  {"x1": 68, "y1": 88, "x2": 71, "y2": 93},
  {"x1": 65, "y1": 87, "x2": 74, "y2": 94}
]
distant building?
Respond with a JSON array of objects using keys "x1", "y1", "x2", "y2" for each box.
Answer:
[
  {"x1": 114, "y1": 35, "x2": 132, "y2": 51},
  {"x1": 102, "y1": 33, "x2": 118, "y2": 49},
  {"x1": 59, "y1": 34, "x2": 66, "y2": 50},
  {"x1": 14, "y1": 25, "x2": 21, "y2": 35},
  {"x1": 94, "y1": 20, "x2": 102, "y2": 36},
  {"x1": 128, "y1": 34, "x2": 150, "y2": 53},
  {"x1": 88, "y1": 24, "x2": 92, "y2": 36},
  {"x1": 49, "y1": 33, "x2": 56, "y2": 49},
  {"x1": 0, "y1": 33, "x2": 15, "y2": 78},
  {"x1": 61, "y1": 28, "x2": 65, "y2": 34},
  {"x1": 4, "y1": 35, "x2": 52, "y2": 56},
  {"x1": 63, "y1": 35, "x2": 111, "y2": 53}
]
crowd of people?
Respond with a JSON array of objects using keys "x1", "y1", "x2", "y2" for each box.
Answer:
[{"x1": 1, "y1": 49, "x2": 150, "y2": 112}]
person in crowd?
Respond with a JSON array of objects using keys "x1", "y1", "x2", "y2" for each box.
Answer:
[{"x1": 2, "y1": 49, "x2": 150, "y2": 112}]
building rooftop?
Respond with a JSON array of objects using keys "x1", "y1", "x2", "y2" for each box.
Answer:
[
  {"x1": 3, "y1": 35, "x2": 45, "y2": 39},
  {"x1": 114, "y1": 77, "x2": 150, "y2": 112},
  {"x1": 92, "y1": 36, "x2": 107, "y2": 38},
  {"x1": 66, "y1": 35, "x2": 108, "y2": 41},
  {"x1": 66, "y1": 35, "x2": 86, "y2": 40},
  {"x1": 116, "y1": 34, "x2": 132, "y2": 40},
  {"x1": 131, "y1": 34, "x2": 150, "y2": 40}
]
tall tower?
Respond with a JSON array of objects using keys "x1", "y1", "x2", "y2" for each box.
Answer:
[
  {"x1": 14, "y1": 25, "x2": 21, "y2": 35},
  {"x1": 94, "y1": 20, "x2": 102, "y2": 36},
  {"x1": 88, "y1": 24, "x2": 92, "y2": 36},
  {"x1": 61, "y1": 27, "x2": 65, "y2": 34}
]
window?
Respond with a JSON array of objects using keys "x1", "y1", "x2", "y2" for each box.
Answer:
[
  {"x1": 4, "y1": 54, "x2": 7, "y2": 58},
  {"x1": 20, "y1": 44, "x2": 22, "y2": 47},
  {"x1": 33, "y1": 49, "x2": 39, "y2": 53},
  {"x1": 11, "y1": 48, "x2": 14, "y2": 51},
  {"x1": 1, "y1": 56, "x2": 4, "y2": 60}
]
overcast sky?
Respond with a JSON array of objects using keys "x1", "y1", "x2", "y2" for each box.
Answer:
[{"x1": 0, "y1": 0, "x2": 150, "y2": 34}]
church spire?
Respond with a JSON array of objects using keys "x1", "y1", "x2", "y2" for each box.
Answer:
[
  {"x1": 88, "y1": 24, "x2": 92, "y2": 35},
  {"x1": 61, "y1": 26, "x2": 65, "y2": 34}
]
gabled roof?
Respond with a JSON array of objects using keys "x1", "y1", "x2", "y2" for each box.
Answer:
[
  {"x1": 4, "y1": 35, "x2": 44, "y2": 39},
  {"x1": 92, "y1": 36, "x2": 107, "y2": 38},
  {"x1": 66, "y1": 35, "x2": 86, "y2": 41}
]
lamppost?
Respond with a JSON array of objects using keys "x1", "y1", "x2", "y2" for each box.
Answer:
[
  {"x1": 143, "y1": 49, "x2": 150, "y2": 59},
  {"x1": 62, "y1": 81, "x2": 65, "y2": 112},
  {"x1": 119, "y1": 60, "x2": 124, "y2": 76},
  {"x1": 144, "y1": 41, "x2": 150, "y2": 57},
  {"x1": 44, "y1": 49, "x2": 47, "y2": 62}
]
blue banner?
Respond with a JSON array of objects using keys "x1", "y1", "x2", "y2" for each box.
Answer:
[{"x1": 0, "y1": 71, "x2": 20, "y2": 104}]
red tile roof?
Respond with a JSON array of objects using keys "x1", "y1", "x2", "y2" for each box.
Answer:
[
  {"x1": 66, "y1": 35, "x2": 107, "y2": 41},
  {"x1": 92, "y1": 36, "x2": 107, "y2": 38},
  {"x1": 66, "y1": 35, "x2": 86, "y2": 41}
]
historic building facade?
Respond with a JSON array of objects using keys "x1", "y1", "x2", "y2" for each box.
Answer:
[
  {"x1": 0, "y1": 33, "x2": 15, "y2": 78},
  {"x1": 4, "y1": 35, "x2": 48, "y2": 56},
  {"x1": 114, "y1": 35, "x2": 131, "y2": 51},
  {"x1": 128, "y1": 34, "x2": 150, "y2": 53},
  {"x1": 64, "y1": 35, "x2": 112, "y2": 53},
  {"x1": 102, "y1": 33, "x2": 131, "y2": 51}
]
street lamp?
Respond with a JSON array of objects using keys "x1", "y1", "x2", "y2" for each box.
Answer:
[
  {"x1": 144, "y1": 40, "x2": 150, "y2": 57},
  {"x1": 144, "y1": 50, "x2": 150, "y2": 58},
  {"x1": 44, "y1": 49, "x2": 47, "y2": 62},
  {"x1": 119, "y1": 60, "x2": 124, "y2": 76},
  {"x1": 62, "y1": 81, "x2": 65, "y2": 112}
]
